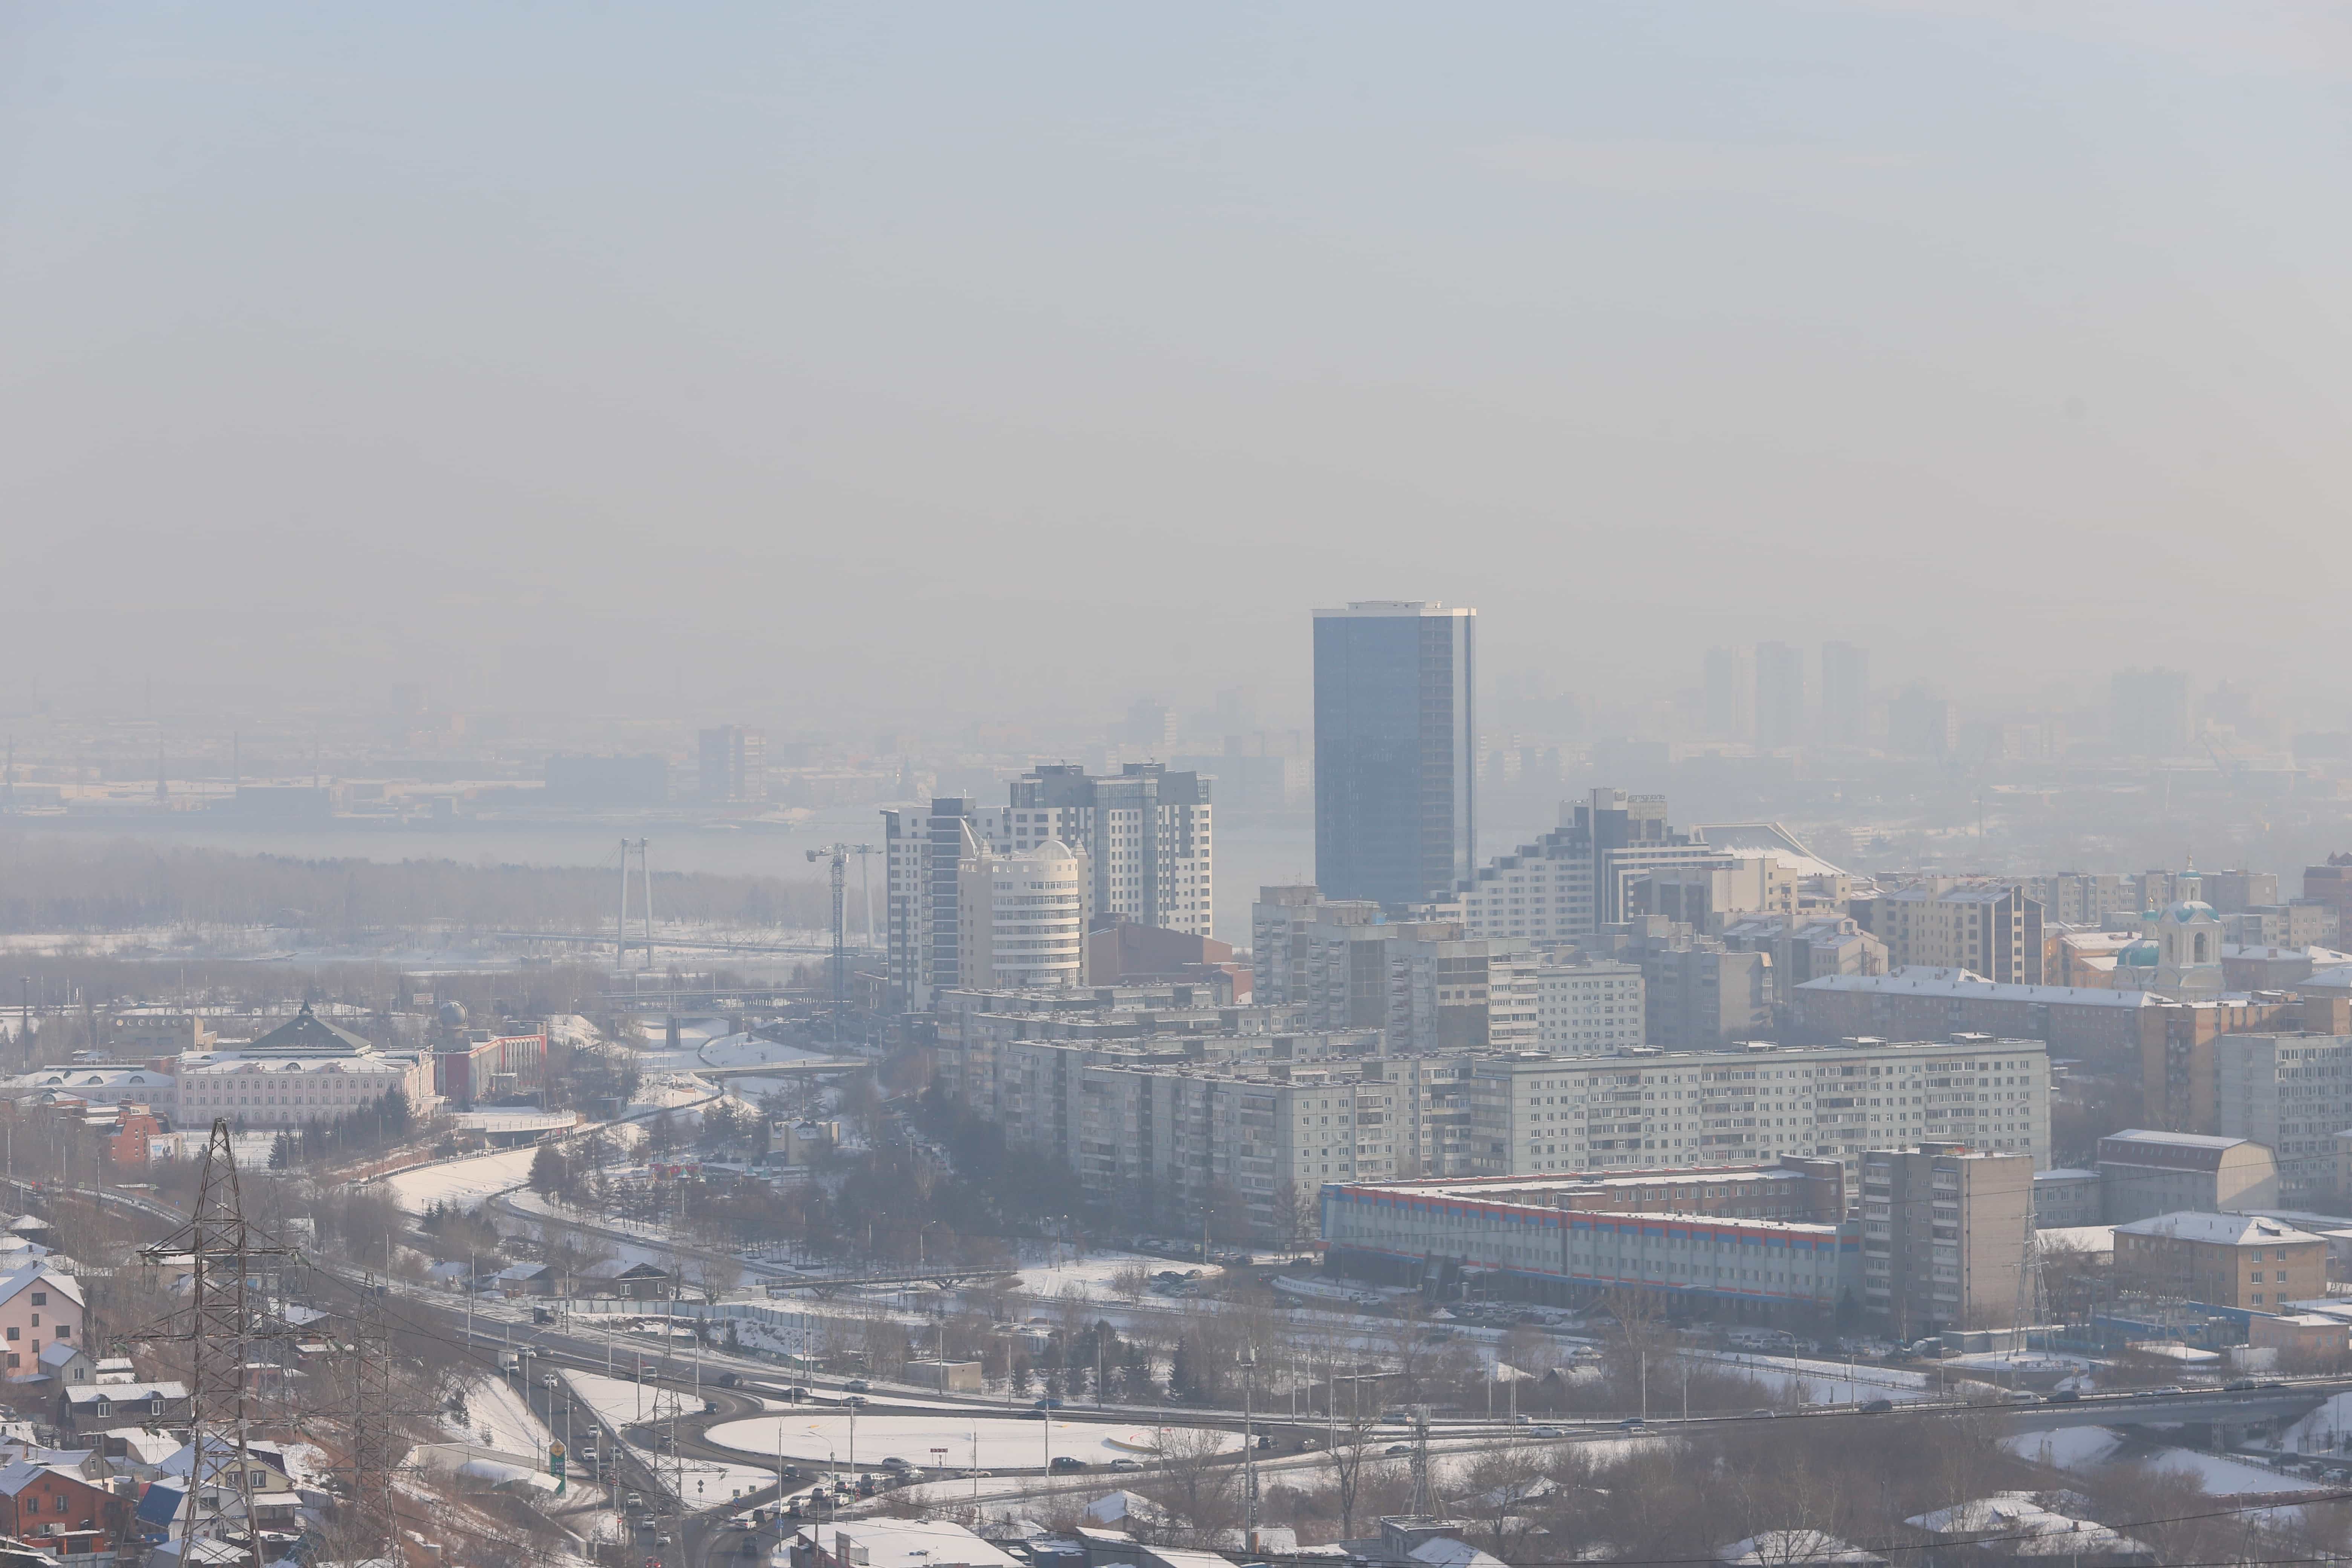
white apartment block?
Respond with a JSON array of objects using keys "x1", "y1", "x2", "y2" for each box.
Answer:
[
  {"x1": 1537, "y1": 961, "x2": 1644, "y2": 1054},
  {"x1": 956, "y1": 839, "x2": 1088, "y2": 989},
  {"x1": 886, "y1": 766, "x2": 1213, "y2": 1012},
  {"x1": 940, "y1": 1027, "x2": 2050, "y2": 1229},
  {"x1": 2216, "y1": 1032, "x2": 2352, "y2": 1208},
  {"x1": 1462, "y1": 1037, "x2": 2050, "y2": 1187}
]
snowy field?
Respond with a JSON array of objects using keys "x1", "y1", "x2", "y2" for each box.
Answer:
[
  {"x1": 385, "y1": 1146, "x2": 538, "y2": 1213},
  {"x1": 704, "y1": 1411, "x2": 1242, "y2": 1470},
  {"x1": 1012, "y1": 1250, "x2": 1212, "y2": 1303},
  {"x1": 700, "y1": 1032, "x2": 836, "y2": 1069}
]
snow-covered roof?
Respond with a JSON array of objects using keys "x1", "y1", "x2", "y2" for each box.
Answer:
[
  {"x1": 64, "y1": 1381, "x2": 184, "y2": 1407},
  {"x1": 798, "y1": 1518, "x2": 1025, "y2": 1568},
  {"x1": 2113, "y1": 1212, "x2": 2322, "y2": 1248},
  {"x1": 2101, "y1": 1128, "x2": 2250, "y2": 1152},
  {"x1": 1797, "y1": 968, "x2": 2154, "y2": 1007},
  {"x1": 1715, "y1": 1531, "x2": 1886, "y2": 1566},
  {"x1": 0, "y1": 1459, "x2": 95, "y2": 1497},
  {"x1": 1904, "y1": 1492, "x2": 2148, "y2": 1556},
  {"x1": 0, "y1": 1265, "x2": 82, "y2": 1312}
]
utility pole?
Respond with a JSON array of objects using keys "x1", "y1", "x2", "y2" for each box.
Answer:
[
  {"x1": 1240, "y1": 1349, "x2": 1260, "y2": 1552},
  {"x1": 618, "y1": 839, "x2": 633, "y2": 966}
]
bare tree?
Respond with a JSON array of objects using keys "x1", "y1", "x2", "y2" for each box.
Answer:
[
  {"x1": 1321, "y1": 1375, "x2": 1384, "y2": 1544},
  {"x1": 1138, "y1": 1423, "x2": 1241, "y2": 1545}
]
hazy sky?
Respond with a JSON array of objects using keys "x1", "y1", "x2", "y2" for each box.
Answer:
[{"x1": 6, "y1": 3, "x2": 2352, "y2": 731}]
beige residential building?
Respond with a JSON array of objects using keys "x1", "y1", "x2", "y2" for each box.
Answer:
[
  {"x1": 2113, "y1": 1211, "x2": 2325, "y2": 1311},
  {"x1": 1860, "y1": 1144, "x2": 2034, "y2": 1338}
]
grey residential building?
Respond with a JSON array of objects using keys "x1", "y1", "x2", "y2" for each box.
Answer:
[
  {"x1": 1860, "y1": 1144, "x2": 2034, "y2": 1339},
  {"x1": 1312, "y1": 601, "x2": 1476, "y2": 906}
]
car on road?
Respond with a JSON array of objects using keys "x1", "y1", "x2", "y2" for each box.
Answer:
[
  {"x1": 500, "y1": 1353, "x2": 522, "y2": 1373},
  {"x1": 1049, "y1": 1456, "x2": 1089, "y2": 1472},
  {"x1": 1859, "y1": 1399, "x2": 1894, "y2": 1415},
  {"x1": 1380, "y1": 1411, "x2": 1411, "y2": 1424},
  {"x1": 881, "y1": 1457, "x2": 911, "y2": 1472},
  {"x1": 541, "y1": 1373, "x2": 560, "y2": 1389},
  {"x1": 844, "y1": 1380, "x2": 871, "y2": 1393},
  {"x1": 1034, "y1": 1397, "x2": 1064, "y2": 1410},
  {"x1": 1533, "y1": 1426, "x2": 1563, "y2": 1438},
  {"x1": 1617, "y1": 1418, "x2": 1646, "y2": 1432},
  {"x1": 717, "y1": 1372, "x2": 742, "y2": 1388},
  {"x1": 625, "y1": 1493, "x2": 643, "y2": 1509},
  {"x1": 2226, "y1": 1378, "x2": 2260, "y2": 1391},
  {"x1": 1749, "y1": 1409, "x2": 1777, "y2": 1419},
  {"x1": 1109, "y1": 1458, "x2": 1141, "y2": 1471},
  {"x1": 843, "y1": 1395, "x2": 868, "y2": 1407},
  {"x1": 1255, "y1": 1434, "x2": 1274, "y2": 1450},
  {"x1": 1385, "y1": 1444, "x2": 1413, "y2": 1456},
  {"x1": 2044, "y1": 1390, "x2": 2081, "y2": 1404}
]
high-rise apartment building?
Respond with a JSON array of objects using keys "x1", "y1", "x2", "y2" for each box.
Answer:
[
  {"x1": 2216, "y1": 1032, "x2": 2352, "y2": 1208},
  {"x1": 1819, "y1": 642, "x2": 1868, "y2": 746},
  {"x1": 1853, "y1": 882, "x2": 2045, "y2": 985},
  {"x1": 882, "y1": 798, "x2": 990, "y2": 1012},
  {"x1": 1251, "y1": 885, "x2": 1372, "y2": 1006},
  {"x1": 1463, "y1": 1036, "x2": 2049, "y2": 1182},
  {"x1": 956, "y1": 839, "x2": 1087, "y2": 991},
  {"x1": 697, "y1": 726, "x2": 765, "y2": 803},
  {"x1": 1289, "y1": 909, "x2": 1539, "y2": 1055},
  {"x1": 884, "y1": 763, "x2": 1214, "y2": 1012},
  {"x1": 1312, "y1": 602, "x2": 1476, "y2": 906},
  {"x1": 1859, "y1": 1144, "x2": 2032, "y2": 1338},
  {"x1": 1456, "y1": 789, "x2": 1735, "y2": 943},
  {"x1": 1002, "y1": 763, "x2": 1213, "y2": 937},
  {"x1": 2025, "y1": 872, "x2": 2141, "y2": 926},
  {"x1": 1753, "y1": 641, "x2": 1807, "y2": 750},
  {"x1": 1703, "y1": 646, "x2": 1754, "y2": 740},
  {"x1": 2111, "y1": 667, "x2": 2191, "y2": 757},
  {"x1": 1536, "y1": 960, "x2": 1645, "y2": 1055}
]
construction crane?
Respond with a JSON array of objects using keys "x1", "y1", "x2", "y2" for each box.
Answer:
[{"x1": 807, "y1": 843, "x2": 850, "y2": 1040}]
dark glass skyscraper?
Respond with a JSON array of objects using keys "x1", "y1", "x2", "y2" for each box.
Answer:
[{"x1": 1312, "y1": 601, "x2": 1476, "y2": 906}]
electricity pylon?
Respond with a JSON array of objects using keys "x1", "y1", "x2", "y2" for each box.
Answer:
[{"x1": 138, "y1": 1121, "x2": 294, "y2": 1568}]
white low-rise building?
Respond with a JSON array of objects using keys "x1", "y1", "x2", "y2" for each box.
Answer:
[{"x1": 176, "y1": 1051, "x2": 433, "y2": 1126}]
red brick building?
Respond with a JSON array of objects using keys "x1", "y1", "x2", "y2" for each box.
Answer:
[
  {"x1": 0, "y1": 1460, "x2": 117, "y2": 1559},
  {"x1": 434, "y1": 1028, "x2": 547, "y2": 1109}
]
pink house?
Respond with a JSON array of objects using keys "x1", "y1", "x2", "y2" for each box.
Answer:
[{"x1": 0, "y1": 1268, "x2": 81, "y2": 1381}]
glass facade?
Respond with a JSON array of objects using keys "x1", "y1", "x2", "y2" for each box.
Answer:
[{"x1": 1312, "y1": 603, "x2": 1475, "y2": 906}]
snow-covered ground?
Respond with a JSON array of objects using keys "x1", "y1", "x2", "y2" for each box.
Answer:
[
  {"x1": 700, "y1": 1032, "x2": 835, "y2": 1069},
  {"x1": 1012, "y1": 1250, "x2": 1208, "y2": 1303},
  {"x1": 1702, "y1": 1351, "x2": 1932, "y2": 1403},
  {"x1": 451, "y1": 1373, "x2": 560, "y2": 1462},
  {"x1": 385, "y1": 1146, "x2": 538, "y2": 1213},
  {"x1": 2002, "y1": 1424, "x2": 2335, "y2": 1497},
  {"x1": 2278, "y1": 1391, "x2": 2352, "y2": 1453},
  {"x1": 560, "y1": 1368, "x2": 788, "y2": 1502},
  {"x1": 704, "y1": 1410, "x2": 1242, "y2": 1470}
]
